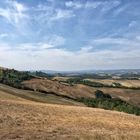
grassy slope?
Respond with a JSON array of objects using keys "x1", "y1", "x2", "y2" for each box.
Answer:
[
  {"x1": 22, "y1": 78, "x2": 140, "y2": 107},
  {"x1": 0, "y1": 84, "x2": 84, "y2": 106},
  {"x1": 0, "y1": 99, "x2": 140, "y2": 140},
  {"x1": 0, "y1": 83, "x2": 140, "y2": 139},
  {"x1": 85, "y1": 78, "x2": 140, "y2": 88},
  {"x1": 52, "y1": 76, "x2": 140, "y2": 88},
  {"x1": 22, "y1": 78, "x2": 95, "y2": 99},
  {"x1": 93, "y1": 87, "x2": 140, "y2": 107}
]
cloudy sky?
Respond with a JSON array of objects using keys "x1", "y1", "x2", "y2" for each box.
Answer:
[{"x1": 0, "y1": 0, "x2": 140, "y2": 71}]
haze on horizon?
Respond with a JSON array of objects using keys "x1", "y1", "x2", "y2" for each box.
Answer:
[{"x1": 0, "y1": 0, "x2": 140, "y2": 71}]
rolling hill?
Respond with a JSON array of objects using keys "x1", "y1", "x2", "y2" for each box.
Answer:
[
  {"x1": 0, "y1": 83, "x2": 84, "y2": 106},
  {"x1": 0, "y1": 88, "x2": 140, "y2": 140},
  {"x1": 0, "y1": 67, "x2": 140, "y2": 114},
  {"x1": 22, "y1": 78, "x2": 140, "y2": 107},
  {"x1": 0, "y1": 67, "x2": 140, "y2": 139}
]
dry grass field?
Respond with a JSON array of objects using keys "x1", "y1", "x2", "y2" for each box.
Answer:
[
  {"x1": 52, "y1": 76, "x2": 140, "y2": 88},
  {"x1": 0, "y1": 84, "x2": 84, "y2": 106},
  {"x1": 0, "y1": 81, "x2": 140, "y2": 139},
  {"x1": 0, "y1": 98, "x2": 140, "y2": 140},
  {"x1": 22, "y1": 78, "x2": 140, "y2": 107},
  {"x1": 85, "y1": 78, "x2": 140, "y2": 88},
  {"x1": 93, "y1": 87, "x2": 140, "y2": 107},
  {"x1": 22, "y1": 78, "x2": 95, "y2": 99}
]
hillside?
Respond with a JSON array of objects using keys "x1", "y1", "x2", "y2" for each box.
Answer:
[
  {"x1": 22, "y1": 78, "x2": 140, "y2": 107},
  {"x1": 0, "y1": 97, "x2": 140, "y2": 140},
  {"x1": 0, "y1": 67, "x2": 33, "y2": 88},
  {"x1": 84, "y1": 78, "x2": 140, "y2": 88},
  {"x1": 0, "y1": 84, "x2": 84, "y2": 106},
  {"x1": 0, "y1": 67, "x2": 140, "y2": 115},
  {"x1": 22, "y1": 78, "x2": 95, "y2": 99},
  {"x1": 0, "y1": 68, "x2": 140, "y2": 139}
]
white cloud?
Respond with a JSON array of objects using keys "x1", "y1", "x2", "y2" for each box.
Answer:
[
  {"x1": 0, "y1": 34, "x2": 65, "y2": 52},
  {"x1": 65, "y1": 0, "x2": 121, "y2": 11},
  {"x1": 136, "y1": 36, "x2": 140, "y2": 41},
  {"x1": 90, "y1": 37, "x2": 140, "y2": 47},
  {"x1": 65, "y1": 1, "x2": 83, "y2": 9},
  {"x1": 0, "y1": 0, "x2": 139, "y2": 71},
  {"x1": 101, "y1": 0, "x2": 121, "y2": 13},
  {"x1": 33, "y1": 5, "x2": 75, "y2": 26},
  {"x1": 45, "y1": 35, "x2": 66, "y2": 46},
  {"x1": 129, "y1": 21, "x2": 137, "y2": 27},
  {"x1": 0, "y1": 33, "x2": 9, "y2": 38},
  {"x1": 80, "y1": 46, "x2": 93, "y2": 53},
  {"x1": 16, "y1": 43, "x2": 53, "y2": 51},
  {"x1": 0, "y1": 0, "x2": 28, "y2": 25},
  {"x1": 113, "y1": 4, "x2": 128, "y2": 16},
  {"x1": 51, "y1": 9, "x2": 75, "y2": 21},
  {"x1": 65, "y1": 1, "x2": 102, "y2": 9},
  {"x1": 0, "y1": 40, "x2": 140, "y2": 71}
]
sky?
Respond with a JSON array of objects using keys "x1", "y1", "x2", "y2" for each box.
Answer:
[{"x1": 0, "y1": 0, "x2": 140, "y2": 71}]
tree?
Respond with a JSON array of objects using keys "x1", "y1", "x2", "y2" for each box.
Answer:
[{"x1": 95, "y1": 90, "x2": 112, "y2": 99}]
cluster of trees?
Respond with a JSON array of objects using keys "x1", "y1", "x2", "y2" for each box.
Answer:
[
  {"x1": 66, "y1": 78, "x2": 122, "y2": 88},
  {"x1": 78, "y1": 90, "x2": 140, "y2": 116},
  {"x1": 65, "y1": 78, "x2": 140, "y2": 89},
  {"x1": 121, "y1": 73, "x2": 140, "y2": 80},
  {"x1": 95, "y1": 90, "x2": 112, "y2": 99},
  {"x1": 67, "y1": 74, "x2": 112, "y2": 79},
  {"x1": 0, "y1": 69, "x2": 32, "y2": 88},
  {"x1": 30, "y1": 71, "x2": 53, "y2": 79},
  {"x1": 66, "y1": 78, "x2": 104, "y2": 87}
]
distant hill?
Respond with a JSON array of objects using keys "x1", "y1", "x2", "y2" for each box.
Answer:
[
  {"x1": 42, "y1": 69, "x2": 140, "y2": 74},
  {"x1": 0, "y1": 66, "x2": 140, "y2": 116}
]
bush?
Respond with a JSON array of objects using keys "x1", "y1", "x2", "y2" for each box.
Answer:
[{"x1": 95, "y1": 90, "x2": 112, "y2": 99}]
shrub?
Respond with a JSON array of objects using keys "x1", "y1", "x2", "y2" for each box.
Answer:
[{"x1": 95, "y1": 90, "x2": 112, "y2": 99}]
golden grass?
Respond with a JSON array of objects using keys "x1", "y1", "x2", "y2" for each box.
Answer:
[
  {"x1": 0, "y1": 98, "x2": 140, "y2": 140},
  {"x1": 22, "y1": 78, "x2": 95, "y2": 99},
  {"x1": 0, "y1": 84, "x2": 85, "y2": 106},
  {"x1": 85, "y1": 78, "x2": 140, "y2": 88},
  {"x1": 22, "y1": 78, "x2": 140, "y2": 107},
  {"x1": 1, "y1": 79, "x2": 140, "y2": 139}
]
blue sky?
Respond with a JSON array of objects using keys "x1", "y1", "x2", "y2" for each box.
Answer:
[{"x1": 0, "y1": 0, "x2": 140, "y2": 71}]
